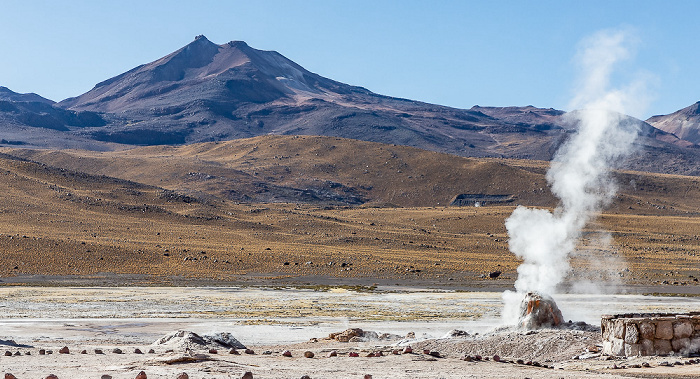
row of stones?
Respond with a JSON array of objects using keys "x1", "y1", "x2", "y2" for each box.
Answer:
[{"x1": 602, "y1": 316, "x2": 700, "y2": 356}]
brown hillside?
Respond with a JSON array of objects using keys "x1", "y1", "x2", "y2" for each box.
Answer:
[
  {"x1": 7, "y1": 135, "x2": 558, "y2": 208},
  {"x1": 0, "y1": 137, "x2": 698, "y2": 290}
]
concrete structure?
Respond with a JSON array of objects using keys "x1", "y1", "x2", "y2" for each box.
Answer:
[
  {"x1": 449, "y1": 194, "x2": 513, "y2": 207},
  {"x1": 601, "y1": 312, "x2": 700, "y2": 356}
]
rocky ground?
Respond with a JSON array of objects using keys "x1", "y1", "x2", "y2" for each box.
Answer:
[{"x1": 1, "y1": 327, "x2": 699, "y2": 379}]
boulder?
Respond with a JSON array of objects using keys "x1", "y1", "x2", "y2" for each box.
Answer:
[
  {"x1": 639, "y1": 322, "x2": 655, "y2": 340},
  {"x1": 624, "y1": 324, "x2": 639, "y2": 344},
  {"x1": 656, "y1": 321, "x2": 673, "y2": 340},
  {"x1": 654, "y1": 339, "x2": 672, "y2": 355},
  {"x1": 153, "y1": 330, "x2": 245, "y2": 351},
  {"x1": 673, "y1": 322, "x2": 693, "y2": 339},
  {"x1": 328, "y1": 328, "x2": 363, "y2": 342}
]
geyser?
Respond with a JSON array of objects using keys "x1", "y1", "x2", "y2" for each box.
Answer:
[
  {"x1": 502, "y1": 29, "x2": 652, "y2": 327},
  {"x1": 517, "y1": 292, "x2": 564, "y2": 330}
]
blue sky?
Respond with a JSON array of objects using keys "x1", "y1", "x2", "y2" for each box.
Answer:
[{"x1": 1, "y1": 0, "x2": 698, "y2": 119}]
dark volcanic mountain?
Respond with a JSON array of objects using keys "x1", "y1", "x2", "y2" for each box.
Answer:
[
  {"x1": 0, "y1": 86, "x2": 107, "y2": 148},
  {"x1": 0, "y1": 86, "x2": 54, "y2": 104},
  {"x1": 647, "y1": 101, "x2": 700, "y2": 146},
  {"x1": 57, "y1": 35, "x2": 570, "y2": 158},
  {"x1": 1, "y1": 36, "x2": 699, "y2": 175}
]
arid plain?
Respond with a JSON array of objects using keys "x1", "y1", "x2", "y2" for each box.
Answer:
[{"x1": 0, "y1": 135, "x2": 698, "y2": 292}]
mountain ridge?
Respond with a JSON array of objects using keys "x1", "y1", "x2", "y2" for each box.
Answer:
[
  {"x1": 1, "y1": 36, "x2": 700, "y2": 176},
  {"x1": 647, "y1": 101, "x2": 700, "y2": 146}
]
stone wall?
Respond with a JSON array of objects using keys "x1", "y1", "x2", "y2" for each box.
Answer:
[{"x1": 601, "y1": 312, "x2": 700, "y2": 356}]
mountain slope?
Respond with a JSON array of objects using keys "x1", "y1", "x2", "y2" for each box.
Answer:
[
  {"x1": 7, "y1": 135, "x2": 700, "y2": 213},
  {"x1": 0, "y1": 36, "x2": 696, "y2": 176},
  {"x1": 56, "y1": 36, "x2": 568, "y2": 157},
  {"x1": 647, "y1": 101, "x2": 700, "y2": 145},
  {"x1": 0, "y1": 86, "x2": 109, "y2": 148},
  {"x1": 0, "y1": 86, "x2": 54, "y2": 103}
]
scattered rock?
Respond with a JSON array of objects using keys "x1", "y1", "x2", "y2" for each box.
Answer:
[
  {"x1": 95, "y1": 349, "x2": 104, "y2": 354},
  {"x1": 204, "y1": 332, "x2": 246, "y2": 349},
  {"x1": 229, "y1": 349, "x2": 240, "y2": 355},
  {"x1": 5, "y1": 374, "x2": 18, "y2": 379},
  {"x1": 134, "y1": 348, "x2": 143, "y2": 354},
  {"x1": 244, "y1": 349, "x2": 255, "y2": 355},
  {"x1": 208, "y1": 349, "x2": 218, "y2": 354},
  {"x1": 364, "y1": 375, "x2": 373, "y2": 379},
  {"x1": 282, "y1": 350, "x2": 292, "y2": 357},
  {"x1": 300, "y1": 376, "x2": 310, "y2": 379},
  {"x1": 176, "y1": 373, "x2": 189, "y2": 379},
  {"x1": 402, "y1": 346, "x2": 413, "y2": 354},
  {"x1": 348, "y1": 352, "x2": 359, "y2": 357},
  {"x1": 489, "y1": 270, "x2": 502, "y2": 278},
  {"x1": 392, "y1": 349, "x2": 400, "y2": 355},
  {"x1": 80, "y1": 350, "x2": 87, "y2": 354},
  {"x1": 58, "y1": 346, "x2": 69, "y2": 354},
  {"x1": 493, "y1": 354, "x2": 500, "y2": 362},
  {"x1": 112, "y1": 348, "x2": 123, "y2": 354},
  {"x1": 328, "y1": 328, "x2": 364, "y2": 342},
  {"x1": 446, "y1": 329, "x2": 471, "y2": 337},
  {"x1": 100, "y1": 375, "x2": 112, "y2": 379},
  {"x1": 135, "y1": 371, "x2": 147, "y2": 379},
  {"x1": 45, "y1": 375, "x2": 58, "y2": 379},
  {"x1": 327, "y1": 350, "x2": 337, "y2": 357},
  {"x1": 148, "y1": 349, "x2": 155, "y2": 354},
  {"x1": 39, "y1": 349, "x2": 46, "y2": 355},
  {"x1": 153, "y1": 330, "x2": 245, "y2": 351},
  {"x1": 262, "y1": 350, "x2": 272, "y2": 355},
  {"x1": 304, "y1": 351, "x2": 315, "y2": 358},
  {"x1": 241, "y1": 372, "x2": 253, "y2": 379}
]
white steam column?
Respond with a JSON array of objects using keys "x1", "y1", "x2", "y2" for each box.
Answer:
[{"x1": 502, "y1": 29, "x2": 653, "y2": 327}]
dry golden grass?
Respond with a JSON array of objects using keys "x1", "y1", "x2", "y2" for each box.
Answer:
[{"x1": 0, "y1": 136, "x2": 697, "y2": 291}]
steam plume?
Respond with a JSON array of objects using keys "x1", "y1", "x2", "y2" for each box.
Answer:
[{"x1": 502, "y1": 29, "x2": 651, "y2": 323}]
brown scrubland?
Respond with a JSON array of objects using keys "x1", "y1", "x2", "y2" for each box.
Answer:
[{"x1": 0, "y1": 135, "x2": 697, "y2": 291}]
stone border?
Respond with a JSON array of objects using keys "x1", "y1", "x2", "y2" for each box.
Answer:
[{"x1": 601, "y1": 312, "x2": 700, "y2": 356}]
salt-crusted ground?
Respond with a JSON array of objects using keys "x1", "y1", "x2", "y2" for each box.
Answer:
[{"x1": 1, "y1": 287, "x2": 699, "y2": 378}]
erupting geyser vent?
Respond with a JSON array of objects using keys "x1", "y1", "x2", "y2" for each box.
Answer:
[{"x1": 518, "y1": 292, "x2": 564, "y2": 330}]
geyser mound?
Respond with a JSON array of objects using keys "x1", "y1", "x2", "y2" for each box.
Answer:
[{"x1": 518, "y1": 292, "x2": 564, "y2": 330}]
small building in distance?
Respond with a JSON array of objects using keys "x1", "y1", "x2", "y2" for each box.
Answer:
[{"x1": 449, "y1": 194, "x2": 514, "y2": 207}]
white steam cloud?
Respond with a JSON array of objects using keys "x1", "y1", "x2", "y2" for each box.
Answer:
[{"x1": 502, "y1": 29, "x2": 652, "y2": 324}]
